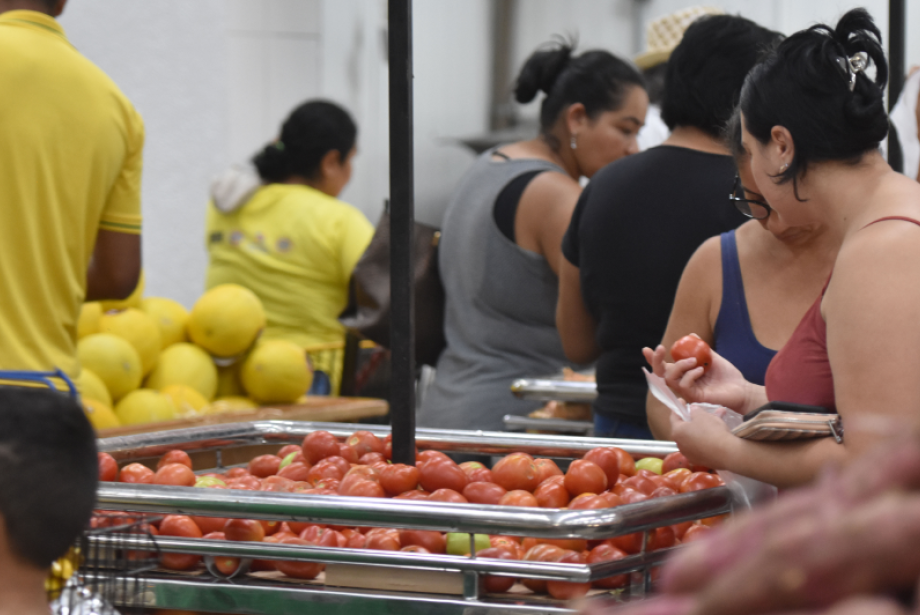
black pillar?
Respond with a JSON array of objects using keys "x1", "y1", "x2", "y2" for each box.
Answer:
[
  {"x1": 388, "y1": 0, "x2": 416, "y2": 465},
  {"x1": 888, "y1": 0, "x2": 906, "y2": 173}
]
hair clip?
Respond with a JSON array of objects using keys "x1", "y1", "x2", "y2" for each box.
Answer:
[
  {"x1": 274, "y1": 141, "x2": 285, "y2": 151},
  {"x1": 836, "y1": 52, "x2": 868, "y2": 92}
]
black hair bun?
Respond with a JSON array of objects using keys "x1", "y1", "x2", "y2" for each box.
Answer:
[
  {"x1": 831, "y1": 8, "x2": 889, "y2": 141},
  {"x1": 514, "y1": 42, "x2": 574, "y2": 104},
  {"x1": 252, "y1": 143, "x2": 292, "y2": 184}
]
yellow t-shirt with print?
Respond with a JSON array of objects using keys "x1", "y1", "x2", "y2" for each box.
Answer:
[
  {"x1": 0, "y1": 11, "x2": 144, "y2": 379},
  {"x1": 205, "y1": 184, "x2": 374, "y2": 348}
]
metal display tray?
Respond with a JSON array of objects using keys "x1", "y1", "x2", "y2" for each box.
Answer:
[
  {"x1": 511, "y1": 379, "x2": 598, "y2": 403},
  {"x1": 96, "y1": 421, "x2": 731, "y2": 614}
]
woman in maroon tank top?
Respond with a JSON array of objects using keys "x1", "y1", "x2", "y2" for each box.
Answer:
[{"x1": 644, "y1": 9, "x2": 920, "y2": 488}]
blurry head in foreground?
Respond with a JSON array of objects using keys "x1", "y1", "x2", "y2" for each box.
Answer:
[{"x1": 0, "y1": 388, "x2": 97, "y2": 577}]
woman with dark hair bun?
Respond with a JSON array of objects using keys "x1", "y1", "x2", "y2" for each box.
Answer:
[
  {"x1": 647, "y1": 9, "x2": 920, "y2": 488},
  {"x1": 205, "y1": 100, "x2": 373, "y2": 348},
  {"x1": 418, "y1": 41, "x2": 647, "y2": 431}
]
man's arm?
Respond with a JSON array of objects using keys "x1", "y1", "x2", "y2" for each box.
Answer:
[{"x1": 85, "y1": 230, "x2": 141, "y2": 301}]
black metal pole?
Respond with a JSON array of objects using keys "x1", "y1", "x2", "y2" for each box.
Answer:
[
  {"x1": 388, "y1": 0, "x2": 416, "y2": 465},
  {"x1": 888, "y1": 0, "x2": 906, "y2": 173}
]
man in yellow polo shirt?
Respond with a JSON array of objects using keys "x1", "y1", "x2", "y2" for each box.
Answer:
[{"x1": 0, "y1": 0, "x2": 143, "y2": 379}]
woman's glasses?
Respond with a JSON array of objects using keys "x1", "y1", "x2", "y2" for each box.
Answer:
[{"x1": 730, "y1": 176, "x2": 771, "y2": 220}]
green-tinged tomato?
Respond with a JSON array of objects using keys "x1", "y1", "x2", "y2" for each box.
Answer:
[
  {"x1": 445, "y1": 532, "x2": 491, "y2": 555},
  {"x1": 279, "y1": 451, "x2": 299, "y2": 470},
  {"x1": 635, "y1": 457, "x2": 664, "y2": 475},
  {"x1": 195, "y1": 476, "x2": 227, "y2": 488}
]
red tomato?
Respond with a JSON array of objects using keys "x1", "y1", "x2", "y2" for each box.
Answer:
[
  {"x1": 260, "y1": 475, "x2": 296, "y2": 492},
  {"x1": 225, "y1": 467, "x2": 251, "y2": 478},
  {"x1": 681, "y1": 524, "x2": 713, "y2": 543},
  {"x1": 274, "y1": 536, "x2": 325, "y2": 579},
  {"x1": 400, "y1": 545, "x2": 430, "y2": 553},
  {"x1": 302, "y1": 431, "x2": 340, "y2": 464},
  {"x1": 459, "y1": 461, "x2": 494, "y2": 483},
  {"x1": 160, "y1": 552, "x2": 202, "y2": 571},
  {"x1": 587, "y1": 544, "x2": 628, "y2": 589},
  {"x1": 428, "y1": 488, "x2": 468, "y2": 503},
  {"x1": 569, "y1": 494, "x2": 606, "y2": 510},
  {"x1": 248, "y1": 454, "x2": 282, "y2": 478},
  {"x1": 621, "y1": 474, "x2": 657, "y2": 496},
  {"x1": 680, "y1": 472, "x2": 724, "y2": 493},
  {"x1": 345, "y1": 532, "x2": 367, "y2": 548},
  {"x1": 489, "y1": 536, "x2": 524, "y2": 558},
  {"x1": 365, "y1": 529, "x2": 401, "y2": 551},
  {"x1": 227, "y1": 475, "x2": 261, "y2": 490},
  {"x1": 300, "y1": 526, "x2": 346, "y2": 547},
  {"x1": 700, "y1": 514, "x2": 729, "y2": 527},
  {"x1": 662, "y1": 451, "x2": 692, "y2": 473},
  {"x1": 583, "y1": 448, "x2": 620, "y2": 486},
  {"x1": 463, "y1": 481, "x2": 507, "y2": 505},
  {"x1": 192, "y1": 516, "x2": 229, "y2": 534},
  {"x1": 417, "y1": 450, "x2": 450, "y2": 465},
  {"x1": 622, "y1": 490, "x2": 651, "y2": 504},
  {"x1": 611, "y1": 448, "x2": 636, "y2": 477},
  {"x1": 358, "y1": 452, "x2": 386, "y2": 465},
  {"x1": 277, "y1": 462, "x2": 312, "y2": 482},
  {"x1": 339, "y1": 477, "x2": 385, "y2": 498},
  {"x1": 153, "y1": 463, "x2": 196, "y2": 487},
  {"x1": 277, "y1": 444, "x2": 303, "y2": 459},
  {"x1": 670, "y1": 335, "x2": 712, "y2": 373},
  {"x1": 533, "y1": 458, "x2": 563, "y2": 484},
  {"x1": 647, "y1": 526, "x2": 676, "y2": 551},
  {"x1": 418, "y1": 458, "x2": 468, "y2": 493},
  {"x1": 661, "y1": 468, "x2": 693, "y2": 491},
  {"x1": 202, "y1": 532, "x2": 240, "y2": 576},
  {"x1": 603, "y1": 533, "x2": 642, "y2": 555},
  {"x1": 564, "y1": 460, "x2": 608, "y2": 497},
  {"x1": 477, "y1": 547, "x2": 517, "y2": 593},
  {"x1": 394, "y1": 489, "x2": 430, "y2": 500},
  {"x1": 492, "y1": 453, "x2": 540, "y2": 492},
  {"x1": 398, "y1": 530, "x2": 446, "y2": 554},
  {"x1": 346, "y1": 431, "x2": 385, "y2": 458},
  {"x1": 160, "y1": 515, "x2": 203, "y2": 538},
  {"x1": 499, "y1": 490, "x2": 539, "y2": 507},
  {"x1": 224, "y1": 518, "x2": 265, "y2": 542},
  {"x1": 546, "y1": 550, "x2": 591, "y2": 600},
  {"x1": 540, "y1": 538, "x2": 588, "y2": 552},
  {"x1": 379, "y1": 463, "x2": 420, "y2": 496},
  {"x1": 650, "y1": 486, "x2": 678, "y2": 499},
  {"x1": 344, "y1": 465, "x2": 380, "y2": 482},
  {"x1": 338, "y1": 443, "x2": 360, "y2": 463},
  {"x1": 597, "y1": 491, "x2": 624, "y2": 508},
  {"x1": 119, "y1": 462, "x2": 154, "y2": 484},
  {"x1": 522, "y1": 544, "x2": 566, "y2": 593},
  {"x1": 98, "y1": 453, "x2": 118, "y2": 482},
  {"x1": 671, "y1": 521, "x2": 693, "y2": 540},
  {"x1": 534, "y1": 478, "x2": 570, "y2": 508},
  {"x1": 306, "y1": 459, "x2": 346, "y2": 484},
  {"x1": 157, "y1": 450, "x2": 193, "y2": 470}
]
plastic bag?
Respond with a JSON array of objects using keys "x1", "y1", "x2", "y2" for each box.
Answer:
[{"x1": 643, "y1": 368, "x2": 777, "y2": 508}]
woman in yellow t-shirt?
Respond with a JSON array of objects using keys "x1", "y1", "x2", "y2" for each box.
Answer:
[{"x1": 205, "y1": 100, "x2": 374, "y2": 348}]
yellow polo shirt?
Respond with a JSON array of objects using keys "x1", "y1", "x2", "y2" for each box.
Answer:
[
  {"x1": 205, "y1": 184, "x2": 374, "y2": 347},
  {"x1": 0, "y1": 11, "x2": 144, "y2": 378}
]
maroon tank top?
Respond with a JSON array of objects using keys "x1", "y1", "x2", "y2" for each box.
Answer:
[{"x1": 765, "y1": 216, "x2": 920, "y2": 412}]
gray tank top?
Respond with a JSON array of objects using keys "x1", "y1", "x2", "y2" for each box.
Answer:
[{"x1": 418, "y1": 149, "x2": 574, "y2": 431}]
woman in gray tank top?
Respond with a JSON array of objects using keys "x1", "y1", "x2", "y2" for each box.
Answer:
[{"x1": 418, "y1": 41, "x2": 648, "y2": 431}]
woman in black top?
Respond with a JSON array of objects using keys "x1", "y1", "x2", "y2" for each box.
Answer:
[{"x1": 557, "y1": 14, "x2": 782, "y2": 439}]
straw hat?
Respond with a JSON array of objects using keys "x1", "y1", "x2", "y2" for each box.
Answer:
[{"x1": 634, "y1": 6, "x2": 725, "y2": 70}]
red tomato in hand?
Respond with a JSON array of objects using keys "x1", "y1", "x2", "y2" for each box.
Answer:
[
  {"x1": 564, "y1": 460, "x2": 607, "y2": 497},
  {"x1": 670, "y1": 335, "x2": 712, "y2": 373},
  {"x1": 302, "y1": 431, "x2": 340, "y2": 464},
  {"x1": 379, "y1": 463, "x2": 420, "y2": 496},
  {"x1": 98, "y1": 453, "x2": 118, "y2": 482},
  {"x1": 463, "y1": 481, "x2": 507, "y2": 505},
  {"x1": 157, "y1": 450, "x2": 193, "y2": 470},
  {"x1": 119, "y1": 462, "x2": 154, "y2": 484}
]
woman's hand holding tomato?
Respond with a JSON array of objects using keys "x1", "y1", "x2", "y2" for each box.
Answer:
[
  {"x1": 643, "y1": 341, "x2": 757, "y2": 414},
  {"x1": 668, "y1": 407, "x2": 738, "y2": 471}
]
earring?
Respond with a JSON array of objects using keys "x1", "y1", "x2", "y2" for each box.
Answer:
[
  {"x1": 570, "y1": 134, "x2": 577, "y2": 150},
  {"x1": 779, "y1": 162, "x2": 789, "y2": 173}
]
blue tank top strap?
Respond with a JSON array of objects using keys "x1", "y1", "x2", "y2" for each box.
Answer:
[{"x1": 712, "y1": 230, "x2": 777, "y2": 386}]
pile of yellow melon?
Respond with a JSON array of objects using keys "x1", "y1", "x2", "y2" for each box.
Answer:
[{"x1": 78, "y1": 278, "x2": 313, "y2": 431}]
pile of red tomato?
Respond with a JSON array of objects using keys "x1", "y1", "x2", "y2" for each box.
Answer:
[{"x1": 97, "y1": 430, "x2": 725, "y2": 600}]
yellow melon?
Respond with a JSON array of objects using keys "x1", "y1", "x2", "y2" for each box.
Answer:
[
  {"x1": 77, "y1": 368, "x2": 112, "y2": 407},
  {"x1": 161, "y1": 384, "x2": 210, "y2": 418},
  {"x1": 115, "y1": 389, "x2": 178, "y2": 426},
  {"x1": 77, "y1": 302, "x2": 102, "y2": 339},
  {"x1": 141, "y1": 297, "x2": 190, "y2": 349},
  {"x1": 77, "y1": 333, "x2": 143, "y2": 402},
  {"x1": 240, "y1": 339, "x2": 312, "y2": 404},
  {"x1": 83, "y1": 398, "x2": 120, "y2": 431},
  {"x1": 144, "y1": 342, "x2": 218, "y2": 400},
  {"x1": 206, "y1": 396, "x2": 258, "y2": 414},
  {"x1": 188, "y1": 284, "x2": 265, "y2": 358},
  {"x1": 99, "y1": 308, "x2": 161, "y2": 376},
  {"x1": 215, "y1": 363, "x2": 245, "y2": 398}
]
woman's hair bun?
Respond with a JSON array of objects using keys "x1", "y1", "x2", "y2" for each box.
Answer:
[
  {"x1": 514, "y1": 41, "x2": 574, "y2": 104},
  {"x1": 253, "y1": 142, "x2": 292, "y2": 184}
]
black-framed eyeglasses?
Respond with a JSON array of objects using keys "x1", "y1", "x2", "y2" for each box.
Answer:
[{"x1": 729, "y1": 175, "x2": 771, "y2": 220}]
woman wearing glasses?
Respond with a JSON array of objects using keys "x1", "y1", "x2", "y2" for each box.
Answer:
[
  {"x1": 645, "y1": 9, "x2": 920, "y2": 488},
  {"x1": 644, "y1": 110, "x2": 838, "y2": 439}
]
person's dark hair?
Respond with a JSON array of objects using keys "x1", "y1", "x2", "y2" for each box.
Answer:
[
  {"x1": 0, "y1": 388, "x2": 98, "y2": 568},
  {"x1": 662, "y1": 15, "x2": 782, "y2": 137},
  {"x1": 253, "y1": 100, "x2": 357, "y2": 183},
  {"x1": 642, "y1": 63, "x2": 668, "y2": 107},
  {"x1": 724, "y1": 107, "x2": 745, "y2": 164},
  {"x1": 514, "y1": 40, "x2": 645, "y2": 150},
  {"x1": 740, "y1": 8, "x2": 888, "y2": 195}
]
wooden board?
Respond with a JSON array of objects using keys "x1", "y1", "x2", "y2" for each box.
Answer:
[{"x1": 97, "y1": 396, "x2": 388, "y2": 438}]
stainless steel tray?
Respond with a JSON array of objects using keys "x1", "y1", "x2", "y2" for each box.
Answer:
[
  {"x1": 502, "y1": 415, "x2": 594, "y2": 435},
  {"x1": 510, "y1": 379, "x2": 598, "y2": 403},
  {"x1": 96, "y1": 421, "x2": 728, "y2": 614}
]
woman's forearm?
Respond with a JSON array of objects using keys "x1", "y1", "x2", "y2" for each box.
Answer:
[
  {"x1": 723, "y1": 435, "x2": 848, "y2": 489},
  {"x1": 740, "y1": 383, "x2": 769, "y2": 415}
]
